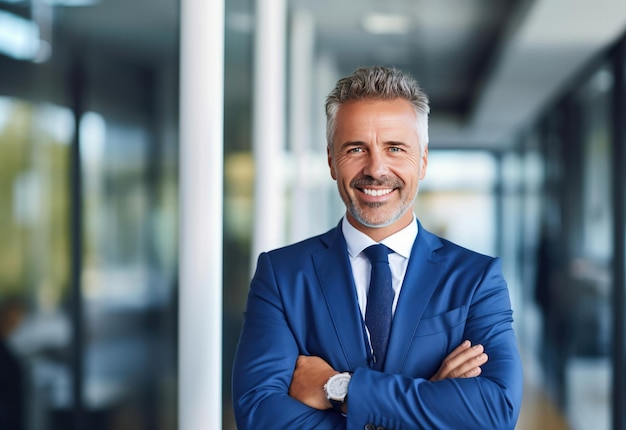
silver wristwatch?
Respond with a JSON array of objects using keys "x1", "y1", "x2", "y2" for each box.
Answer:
[{"x1": 324, "y1": 372, "x2": 351, "y2": 412}]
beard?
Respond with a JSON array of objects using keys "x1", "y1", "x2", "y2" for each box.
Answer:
[{"x1": 344, "y1": 175, "x2": 418, "y2": 228}]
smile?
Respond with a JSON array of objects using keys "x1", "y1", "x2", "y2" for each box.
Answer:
[{"x1": 362, "y1": 188, "x2": 393, "y2": 196}]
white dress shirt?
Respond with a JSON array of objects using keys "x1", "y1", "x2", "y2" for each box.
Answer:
[{"x1": 341, "y1": 215, "x2": 418, "y2": 319}]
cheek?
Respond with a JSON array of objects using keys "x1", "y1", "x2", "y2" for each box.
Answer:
[
  {"x1": 397, "y1": 159, "x2": 423, "y2": 182},
  {"x1": 333, "y1": 157, "x2": 359, "y2": 180},
  {"x1": 399, "y1": 156, "x2": 426, "y2": 181}
]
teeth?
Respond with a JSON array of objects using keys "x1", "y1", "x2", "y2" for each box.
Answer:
[{"x1": 363, "y1": 188, "x2": 392, "y2": 196}]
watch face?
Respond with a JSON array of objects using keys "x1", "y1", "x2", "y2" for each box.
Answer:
[{"x1": 326, "y1": 373, "x2": 351, "y2": 400}]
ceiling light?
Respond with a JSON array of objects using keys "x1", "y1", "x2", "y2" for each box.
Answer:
[
  {"x1": 42, "y1": 0, "x2": 101, "y2": 6},
  {"x1": 362, "y1": 13, "x2": 414, "y2": 35},
  {"x1": 0, "y1": 10, "x2": 40, "y2": 60},
  {"x1": 0, "y1": 0, "x2": 100, "y2": 4}
]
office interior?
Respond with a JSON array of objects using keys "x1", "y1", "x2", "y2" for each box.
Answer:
[{"x1": 0, "y1": 0, "x2": 625, "y2": 429}]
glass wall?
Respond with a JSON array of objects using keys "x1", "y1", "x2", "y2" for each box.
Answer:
[
  {"x1": 0, "y1": 98, "x2": 72, "y2": 304},
  {"x1": 0, "y1": 97, "x2": 73, "y2": 430},
  {"x1": 519, "y1": 57, "x2": 622, "y2": 429},
  {"x1": 565, "y1": 65, "x2": 613, "y2": 429},
  {"x1": 0, "y1": 1, "x2": 179, "y2": 429},
  {"x1": 76, "y1": 52, "x2": 179, "y2": 430}
]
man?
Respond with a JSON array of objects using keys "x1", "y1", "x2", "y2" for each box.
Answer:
[{"x1": 232, "y1": 66, "x2": 523, "y2": 429}]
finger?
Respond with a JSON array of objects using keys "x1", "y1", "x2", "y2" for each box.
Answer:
[
  {"x1": 430, "y1": 344, "x2": 469, "y2": 381},
  {"x1": 444, "y1": 340, "x2": 472, "y2": 362},
  {"x1": 450, "y1": 343, "x2": 484, "y2": 366},
  {"x1": 433, "y1": 345, "x2": 487, "y2": 380},
  {"x1": 440, "y1": 344, "x2": 483, "y2": 373},
  {"x1": 453, "y1": 352, "x2": 489, "y2": 378},
  {"x1": 460, "y1": 365, "x2": 482, "y2": 378}
]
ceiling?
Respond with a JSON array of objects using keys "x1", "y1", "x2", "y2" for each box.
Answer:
[
  {"x1": 3, "y1": 0, "x2": 626, "y2": 150},
  {"x1": 285, "y1": 0, "x2": 626, "y2": 149},
  {"x1": 295, "y1": 0, "x2": 524, "y2": 121}
]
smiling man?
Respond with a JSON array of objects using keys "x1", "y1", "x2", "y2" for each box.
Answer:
[
  {"x1": 232, "y1": 66, "x2": 523, "y2": 429},
  {"x1": 329, "y1": 97, "x2": 426, "y2": 238}
]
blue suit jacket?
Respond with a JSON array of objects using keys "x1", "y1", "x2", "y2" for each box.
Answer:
[{"x1": 232, "y1": 221, "x2": 523, "y2": 429}]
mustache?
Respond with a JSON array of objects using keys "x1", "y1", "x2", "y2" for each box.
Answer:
[{"x1": 351, "y1": 176, "x2": 403, "y2": 189}]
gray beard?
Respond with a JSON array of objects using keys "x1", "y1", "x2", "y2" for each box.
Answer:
[{"x1": 346, "y1": 191, "x2": 418, "y2": 229}]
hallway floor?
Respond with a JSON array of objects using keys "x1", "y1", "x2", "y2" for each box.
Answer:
[{"x1": 517, "y1": 379, "x2": 570, "y2": 430}]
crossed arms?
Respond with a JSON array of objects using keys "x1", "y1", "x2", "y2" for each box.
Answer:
[
  {"x1": 289, "y1": 340, "x2": 488, "y2": 413},
  {"x1": 232, "y1": 251, "x2": 524, "y2": 429}
]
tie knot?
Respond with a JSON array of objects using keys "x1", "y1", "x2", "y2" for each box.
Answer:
[{"x1": 363, "y1": 244, "x2": 392, "y2": 264}]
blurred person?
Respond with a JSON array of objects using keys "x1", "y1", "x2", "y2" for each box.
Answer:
[
  {"x1": 232, "y1": 66, "x2": 523, "y2": 429},
  {"x1": 0, "y1": 296, "x2": 26, "y2": 430}
]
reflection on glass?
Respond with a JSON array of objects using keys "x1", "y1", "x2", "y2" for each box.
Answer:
[
  {"x1": 0, "y1": 96, "x2": 73, "y2": 429},
  {"x1": 0, "y1": 10, "x2": 40, "y2": 61},
  {"x1": 0, "y1": 90, "x2": 179, "y2": 429},
  {"x1": 79, "y1": 111, "x2": 177, "y2": 429},
  {"x1": 563, "y1": 65, "x2": 613, "y2": 429}
]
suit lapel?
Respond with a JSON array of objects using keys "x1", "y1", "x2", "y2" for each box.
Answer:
[
  {"x1": 384, "y1": 225, "x2": 449, "y2": 373},
  {"x1": 313, "y1": 227, "x2": 370, "y2": 370}
]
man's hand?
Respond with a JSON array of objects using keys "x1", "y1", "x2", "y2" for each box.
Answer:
[
  {"x1": 289, "y1": 341, "x2": 487, "y2": 409},
  {"x1": 429, "y1": 340, "x2": 488, "y2": 381},
  {"x1": 289, "y1": 355, "x2": 338, "y2": 410}
]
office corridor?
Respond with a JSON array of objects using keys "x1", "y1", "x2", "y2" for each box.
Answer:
[{"x1": 1, "y1": 0, "x2": 626, "y2": 429}]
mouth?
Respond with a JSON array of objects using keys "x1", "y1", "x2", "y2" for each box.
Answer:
[
  {"x1": 352, "y1": 177, "x2": 401, "y2": 201},
  {"x1": 362, "y1": 188, "x2": 394, "y2": 197}
]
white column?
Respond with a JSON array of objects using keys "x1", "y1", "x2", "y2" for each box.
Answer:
[
  {"x1": 288, "y1": 10, "x2": 315, "y2": 243},
  {"x1": 252, "y1": 0, "x2": 287, "y2": 261},
  {"x1": 178, "y1": 0, "x2": 223, "y2": 429}
]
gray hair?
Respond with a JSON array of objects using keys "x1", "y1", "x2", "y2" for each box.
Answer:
[{"x1": 325, "y1": 66, "x2": 430, "y2": 152}]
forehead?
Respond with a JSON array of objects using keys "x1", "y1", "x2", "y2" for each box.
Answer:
[{"x1": 334, "y1": 99, "x2": 418, "y2": 137}]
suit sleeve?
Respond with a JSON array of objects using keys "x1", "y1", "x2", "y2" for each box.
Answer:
[
  {"x1": 232, "y1": 252, "x2": 345, "y2": 430},
  {"x1": 345, "y1": 258, "x2": 523, "y2": 430}
]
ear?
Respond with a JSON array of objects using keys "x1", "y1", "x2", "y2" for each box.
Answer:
[
  {"x1": 327, "y1": 146, "x2": 337, "y2": 180},
  {"x1": 419, "y1": 146, "x2": 428, "y2": 180}
]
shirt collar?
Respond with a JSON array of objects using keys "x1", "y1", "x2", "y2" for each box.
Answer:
[{"x1": 342, "y1": 214, "x2": 418, "y2": 259}]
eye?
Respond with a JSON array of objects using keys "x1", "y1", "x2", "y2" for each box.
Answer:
[
  {"x1": 389, "y1": 146, "x2": 403, "y2": 153},
  {"x1": 347, "y1": 147, "x2": 365, "y2": 153}
]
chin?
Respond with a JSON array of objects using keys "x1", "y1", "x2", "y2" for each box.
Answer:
[
  {"x1": 349, "y1": 202, "x2": 414, "y2": 230},
  {"x1": 351, "y1": 211, "x2": 400, "y2": 229}
]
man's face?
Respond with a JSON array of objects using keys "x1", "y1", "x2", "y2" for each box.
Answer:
[{"x1": 328, "y1": 98, "x2": 427, "y2": 240}]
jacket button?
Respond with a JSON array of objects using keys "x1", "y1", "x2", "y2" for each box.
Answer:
[{"x1": 364, "y1": 425, "x2": 376, "y2": 430}]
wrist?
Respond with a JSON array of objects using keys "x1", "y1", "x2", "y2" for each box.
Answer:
[{"x1": 324, "y1": 372, "x2": 351, "y2": 412}]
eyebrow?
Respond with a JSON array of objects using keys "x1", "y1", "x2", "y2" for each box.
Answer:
[
  {"x1": 384, "y1": 141, "x2": 409, "y2": 147},
  {"x1": 339, "y1": 140, "x2": 409, "y2": 150},
  {"x1": 338, "y1": 141, "x2": 365, "y2": 151}
]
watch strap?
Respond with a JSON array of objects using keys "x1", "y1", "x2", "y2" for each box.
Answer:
[{"x1": 329, "y1": 397, "x2": 344, "y2": 413}]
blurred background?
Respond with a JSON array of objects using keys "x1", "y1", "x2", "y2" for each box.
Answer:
[{"x1": 0, "y1": 0, "x2": 625, "y2": 429}]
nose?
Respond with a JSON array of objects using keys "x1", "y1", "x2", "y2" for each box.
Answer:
[{"x1": 363, "y1": 148, "x2": 389, "y2": 179}]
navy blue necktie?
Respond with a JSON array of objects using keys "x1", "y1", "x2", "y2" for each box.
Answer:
[{"x1": 363, "y1": 244, "x2": 394, "y2": 371}]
